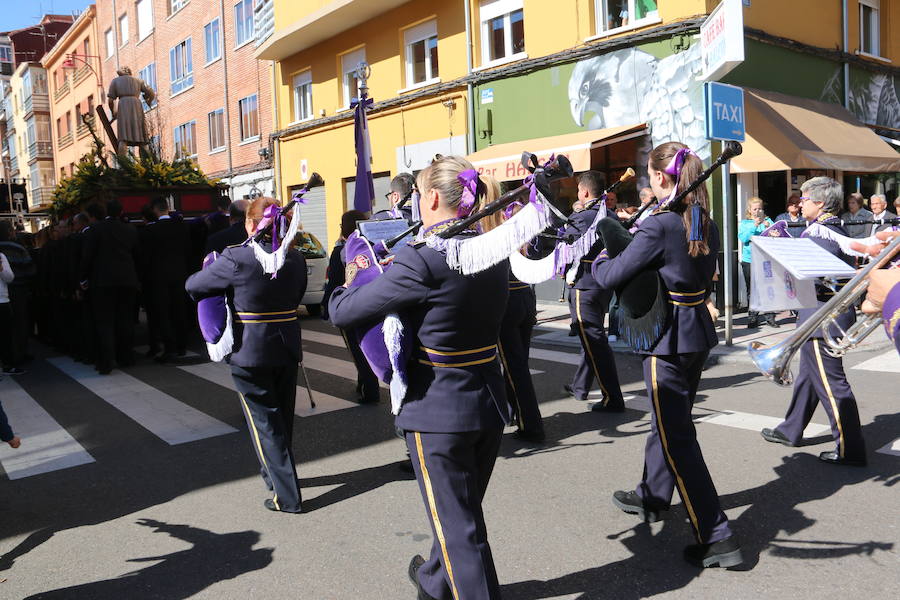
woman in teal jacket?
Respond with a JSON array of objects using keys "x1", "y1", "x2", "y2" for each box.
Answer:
[{"x1": 738, "y1": 197, "x2": 778, "y2": 328}]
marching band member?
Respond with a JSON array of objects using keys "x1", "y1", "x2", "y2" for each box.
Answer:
[
  {"x1": 593, "y1": 142, "x2": 742, "y2": 568},
  {"x1": 185, "y1": 197, "x2": 307, "y2": 514},
  {"x1": 760, "y1": 177, "x2": 867, "y2": 466},
  {"x1": 373, "y1": 172, "x2": 417, "y2": 223},
  {"x1": 483, "y1": 176, "x2": 545, "y2": 443},
  {"x1": 564, "y1": 171, "x2": 625, "y2": 411},
  {"x1": 330, "y1": 156, "x2": 512, "y2": 599}
]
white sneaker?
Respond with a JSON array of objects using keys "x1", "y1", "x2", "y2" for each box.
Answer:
[{"x1": 608, "y1": 335, "x2": 618, "y2": 342}]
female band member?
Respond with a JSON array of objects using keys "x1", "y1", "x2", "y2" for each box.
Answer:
[
  {"x1": 329, "y1": 156, "x2": 512, "y2": 599},
  {"x1": 592, "y1": 142, "x2": 742, "y2": 568},
  {"x1": 185, "y1": 197, "x2": 307, "y2": 514}
]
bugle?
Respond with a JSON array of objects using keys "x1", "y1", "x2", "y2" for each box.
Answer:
[{"x1": 748, "y1": 235, "x2": 900, "y2": 385}]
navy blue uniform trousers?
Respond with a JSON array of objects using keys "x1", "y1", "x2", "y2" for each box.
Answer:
[
  {"x1": 775, "y1": 338, "x2": 865, "y2": 461},
  {"x1": 406, "y1": 417, "x2": 504, "y2": 600},
  {"x1": 568, "y1": 288, "x2": 624, "y2": 407},
  {"x1": 636, "y1": 352, "x2": 732, "y2": 544},
  {"x1": 498, "y1": 287, "x2": 543, "y2": 435},
  {"x1": 231, "y1": 364, "x2": 302, "y2": 513}
]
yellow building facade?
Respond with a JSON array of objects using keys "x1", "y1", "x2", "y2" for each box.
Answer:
[
  {"x1": 42, "y1": 4, "x2": 106, "y2": 185},
  {"x1": 257, "y1": 0, "x2": 712, "y2": 247}
]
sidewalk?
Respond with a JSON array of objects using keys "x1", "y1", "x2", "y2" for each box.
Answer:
[{"x1": 534, "y1": 301, "x2": 894, "y2": 365}]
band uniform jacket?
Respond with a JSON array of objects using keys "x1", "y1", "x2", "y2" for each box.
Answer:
[
  {"x1": 141, "y1": 216, "x2": 191, "y2": 285},
  {"x1": 592, "y1": 211, "x2": 720, "y2": 355},
  {"x1": 80, "y1": 218, "x2": 140, "y2": 289},
  {"x1": 328, "y1": 226, "x2": 512, "y2": 433},
  {"x1": 564, "y1": 206, "x2": 616, "y2": 290},
  {"x1": 372, "y1": 206, "x2": 413, "y2": 223},
  {"x1": 798, "y1": 216, "x2": 856, "y2": 339},
  {"x1": 185, "y1": 243, "x2": 307, "y2": 367}
]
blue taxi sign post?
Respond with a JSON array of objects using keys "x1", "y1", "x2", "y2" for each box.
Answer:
[{"x1": 705, "y1": 81, "x2": 745, "y2": 344}]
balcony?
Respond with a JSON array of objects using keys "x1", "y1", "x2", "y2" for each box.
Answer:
[
  {"x1": 23, "y1": 93, "x2": 50, "y2": 117},
  {"x1": 54, "y1": 79, "x2": 70, "y2": 101},
  {"x1": 27, "y1": 140, "x2": 53, "y2": 163},
  {"x1": 73, "y1": 66, "x2": 91, "y2": 86},
  {"x1": 76, "y1": 122, "x2": 90, "y2": 139},
  {"x1": 29, "y1": 186, "x2": 55, "y2": 210},
  {"x1": 59, "y1": 131, "x2": 73, "y2": 149}
]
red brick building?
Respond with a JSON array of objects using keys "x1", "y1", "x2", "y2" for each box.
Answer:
[{"x1": 95, "y1": 0, "x2": 274, "y2": 199}]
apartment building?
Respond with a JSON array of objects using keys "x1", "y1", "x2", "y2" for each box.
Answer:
[
  {"x1": 42, "y1": 5, "x2": 107, "y2": 184},
  {"x1": 10, "y1": 62, "x2": 56, "y2": 210},
  {"x1": 96, "y1": 0, "x2": 275, "y2": 199}
]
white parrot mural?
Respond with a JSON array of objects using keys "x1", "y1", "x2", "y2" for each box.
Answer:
[{"x1": 568, "y1": 44, "x2": 710, "y2": 160}]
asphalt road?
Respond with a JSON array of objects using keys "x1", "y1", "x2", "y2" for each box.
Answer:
[{"x1": 0, "y1": 313, "x2": 898, "y2": 599}]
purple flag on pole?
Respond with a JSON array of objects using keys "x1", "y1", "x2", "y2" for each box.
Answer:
[{"x1": 352, "y1": 95, "x2": 375, "y2": 213}]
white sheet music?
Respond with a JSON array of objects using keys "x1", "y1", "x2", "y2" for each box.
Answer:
[{"x1": 751, "y1": 237, "x2": 857, "y2": 280}]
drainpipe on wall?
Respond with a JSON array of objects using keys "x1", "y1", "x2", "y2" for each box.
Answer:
[
  {"x1": 111, "y1": 0, "x2": 119, "y2": 71},
  {"x1": 842, "y1": 0, "x2": 850, "y2": 109},
  {"x1": 272, "y1": 60, "x2": 282, "y2": 201},
  {"x1": 464, "y1": 0, "x2": 476, "y2": 154},
  {"x1": 220, "y1": 0, "x2": 234, "y2": 197}
]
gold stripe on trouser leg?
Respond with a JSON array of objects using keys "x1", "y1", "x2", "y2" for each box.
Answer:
[
  {"x1": 813, "y1": 339, "x2": 846, "y2": 458},
  {"x1": 497, "y1": 341, "x2": 524, "y2": 429},
  {"x1": 239, "y1": 393, "x2": 280, "y2": 510},
  {"x1": 575, "y1": 289, "x2": 610, "y2": 402},
  {"x1": 414, "y1": 432, "x2": 460, "y2": 600},
  {"x1": 650, "y1": 357, "x2": 701, "y2": 539}
]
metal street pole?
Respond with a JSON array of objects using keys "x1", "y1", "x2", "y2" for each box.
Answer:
[{"x1": 722, "y1": 160, "x2": 733, "y2": 345}]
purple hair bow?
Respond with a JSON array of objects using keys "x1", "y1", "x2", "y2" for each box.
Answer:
[
  {"x1": 457, "y1": 169, "x2": 480, "y2": 218},
  {"x1": 661, "y1": 146, "x2": 704, "y2": 241},
  {"x1": 256, "y1": 204, "x2": 284, "y2": 252}
]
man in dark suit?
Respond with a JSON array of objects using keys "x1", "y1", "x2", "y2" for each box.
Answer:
[
  {"x1": 141, "y1": 196, "x2": 191, "y2": 362},
  {"x1": 868, "y1": 194, "x2": 896, "y2": 235},
  {"x1": 205, "y1": 199, "x2": 249, "y2": 255},
  {"x1": 80, "y1": 200, "x2": 140, "y2": 374},
  {"x1": 67, "y1": 213, "x2": 94, "y2": 363}
]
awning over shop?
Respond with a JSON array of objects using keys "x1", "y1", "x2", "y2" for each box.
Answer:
[
  {"x1": 730, "y1": 88, "x2": 900, "y2": 174},
  {"x1": 466, "y1": 124, "x2": 647, "y2": 181}
]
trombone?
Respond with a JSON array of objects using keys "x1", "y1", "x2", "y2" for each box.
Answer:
[{"x1": 748, "y1": 235, "x2": 900, "y2": 386}]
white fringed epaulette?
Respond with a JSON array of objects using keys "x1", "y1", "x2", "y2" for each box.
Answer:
[
  {"x1": 382, "y1": 313, "x2": 408, "y2": 415},
  {"x1": 248, "y1": 207, "x2": 301, "y2": 274},
  {"x1": 509, "y1": 250, "x2": 557, "y2": 284},
  {"x1": 802, "y1": 222, "x2": 870, "y2": 258},
  {"x1": 425, "y1": 192, "x2": 552, "y2": 275}
]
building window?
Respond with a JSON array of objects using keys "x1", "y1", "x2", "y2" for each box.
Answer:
[
  {"x1": 404, "y1": 20, "x2": 439, "y2": 87},
  {"x1": 208, "y1": 108, "x2": 226, "y2": 151},
  {"x1": 340, "y1": 47, "x2": 366, "y2": 107},
  {"x1": 105, "y1": 28, "x2": 115, "y2": 58},
  {"x1": 0, "y1": 45, "x2": 12, "y2": 63},
  {"x1": 118, "y1": 14, "x2": 129, "y2": 46},
  {"x1": 56, "y1": 117, "x2": 63, "y2": 138},
  {"x1": 85, "y1": 95, "x2": 95, "y2": 123},
  {"x1": 859, "y1": 0, "x2": 880, "y2": 56},
  {"x1": 595, "y1": 0, "x2": 658, "y2": 35},
  {"x1": 173, "y1": 120, "x2": 197, "y2": 158},
  {"x1": 204, "y1": 18, "x2": 221, "y2": 63},
  {"x1": 169, "y1": 38, "x2": 193, "y2": 95},
  {"x1": 138, "y1": 63, "x2": 157, "y2": 109},
  {"x1": 65, "y1": 111, "x2": 72, "y2": 133},
  {"x1": 136, "y1": 0, "x2": 154, "y2": 41},
  {"x1": 169, "y1": 0, "x2": 189, "y2": 16},
  {"x1": 292, "y1": 71, "x2": 312, "y2": 122},
  {"x1": 238, "y1": 94, "x2": 259, "y2": 141},
  {"x1": 83, "y1": 38, "x2": 90, "y2": 58},
  {"x1": 480, "y1": 0, "x2": 525, "y2": 64},
  {"x1": 234, "y1": 0, "x2": 255, "y2": 47}
]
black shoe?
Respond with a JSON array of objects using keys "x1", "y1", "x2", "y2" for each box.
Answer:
[
  {"x1": 2, "y1": 367, "x2": 26, "y2": 376},
  {"x1": 591, "y1": 401, "x2": 625, "y2": 413},
  {"x1": 746, "y1": 319, "x2": 759, "y2": 329},
  {"x1": 765, "y1": 318, "x2": 780, "y2": 328},
  {"x1": 153, "y1": 353, "x2": 175, "y2": 364},
  {"x1": 512, "y1": 429, "x2": 546, "y2": 443},
  {"x1": 564, "y1": 384, "x2": 587, "y2": 401},
  {"x1": 145, "y1": 347, "x2": 160, "y2": 358},
  {"x1": 263, "y1": 498, "x2": 302, "y2": 513},
  {"x1": 612, "y1": 490, "x2": 668, "y2": 523},
  {"x1": 408, "y1": 555, "x2": 438, "y2": 600},
  {"x1": 96, "y1": 367, "x2": 112, "y2": 375},
  {"x1": 818, "y1": 451, "x2": 866, "y2": 466},
  {"x1": 684, "y1": 536, "x2": 743, "y2": 568},
  {"x1": 760, "y1": 428, "x2": 796, "y2": 447}
]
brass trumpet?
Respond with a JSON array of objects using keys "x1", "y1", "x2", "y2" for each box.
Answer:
[{"x1": 748, "y1": 235, "x2": 900, "y2": 386}]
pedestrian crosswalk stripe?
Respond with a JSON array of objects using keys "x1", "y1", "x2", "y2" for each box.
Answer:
[
  {"x1": 530, "y1": 347, "x2": 578, "y2": 365},
  {"x1": 0, "y1": 377, "x2": 95, "y2": 480},
  {"x1": 301, "y1": 350, "x2": 389, "y2": 389},
  {"x1": 48, "y1": 357, "x2": 238, "y2": 445},
  {"x1": 876, "y1": 438, "x2": 900, "y2": 457},
  {"x1": 851, "y1": 350, "x2": 899, "y2": 373},
  {"x1": 178, "y1": 362, "x2": 358, "y2": 417}
]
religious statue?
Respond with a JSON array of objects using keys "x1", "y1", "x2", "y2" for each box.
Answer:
[{"x1": 107, "y1": 66, "x2": 156, "y2": 155}]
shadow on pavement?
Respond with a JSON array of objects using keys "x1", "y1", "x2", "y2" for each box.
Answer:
[
  {"x1": 23, "y1": 519, "x2": 272, "y2": 599},
  {"x1": 500, "y1": 407, "x2": 898, "y2": 599},
  {"x1": 299, "y1": 459, "x2": 415, "y2": 513}
]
